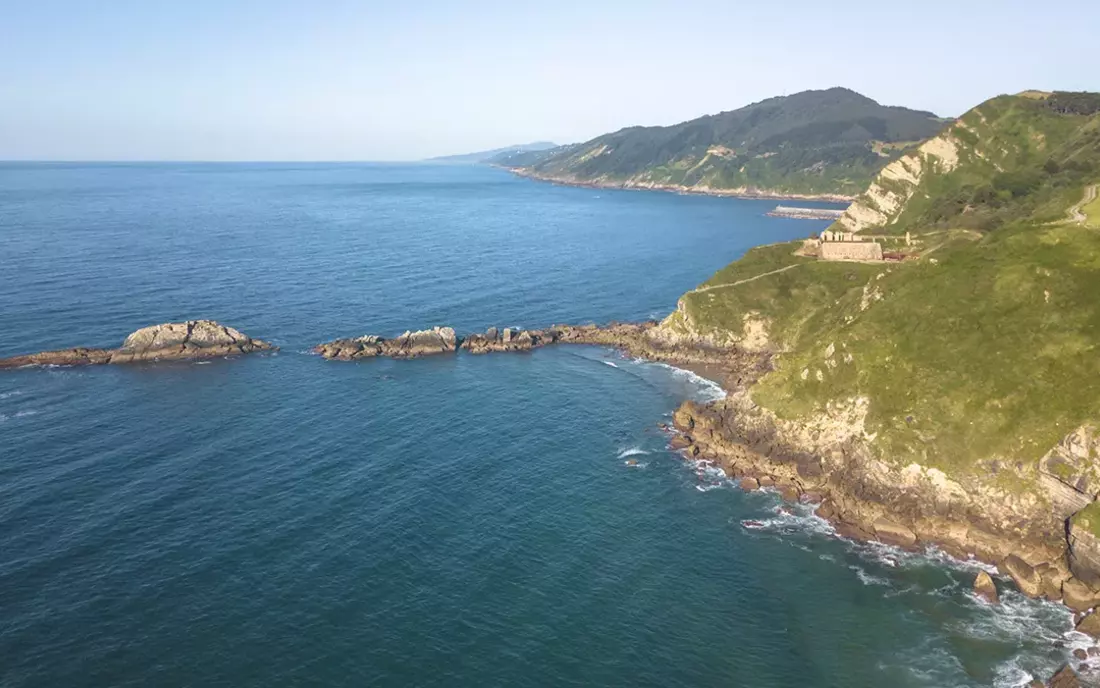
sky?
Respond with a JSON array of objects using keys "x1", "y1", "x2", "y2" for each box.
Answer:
[{"x1": 1, "y1": 0, "x2": 1097, "y2": 161}]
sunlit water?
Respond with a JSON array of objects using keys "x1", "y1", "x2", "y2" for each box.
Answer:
[{"x1": 0, "y1": 163, "x2": 1080, "y2": 687}]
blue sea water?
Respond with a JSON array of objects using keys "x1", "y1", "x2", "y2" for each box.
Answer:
[{"x1": 0, "y1": 163, "x2": 1081, "y2": 687}]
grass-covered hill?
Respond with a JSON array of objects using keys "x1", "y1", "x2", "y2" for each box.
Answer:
[
  {"x1": 835, "y1": 91, "x2": 1100, "y2": 234},
  {"x1": 660, "y1": 90, "x2": 1100, "y2": 479},
  {"x1": 503, "y1": 88, "x2": 947, "y2": 198}
]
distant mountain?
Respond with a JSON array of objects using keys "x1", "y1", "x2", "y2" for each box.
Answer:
[
  {"x1": 502, "y1": 88, "x2": 948, "y2": 199},
  {"x1": 429, "y1": 141, "x2": 558, "y2": 164}
]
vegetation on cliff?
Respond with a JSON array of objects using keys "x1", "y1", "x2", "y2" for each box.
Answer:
[
  {"x1": 834, "y1": 91, "x2": 1100, "y2": 234},
  {"x1": 663, "y1": 91, "x2": 1100, "y2": 479},
  {"x1": 500, "y1": 88, "x2": 946, "y2": 197}
]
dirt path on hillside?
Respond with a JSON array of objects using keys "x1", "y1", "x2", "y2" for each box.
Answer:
[
  {"x1": 687, "y1": 264, "x2": 803, "y2": 294},
  {"x1": 1067, "y1": 183, "x2": 1098, "y2": 224}
]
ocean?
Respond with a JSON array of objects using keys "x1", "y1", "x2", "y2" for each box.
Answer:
[{"x1": 0, "y1": 162, "x2": 1079, "y2": 687}]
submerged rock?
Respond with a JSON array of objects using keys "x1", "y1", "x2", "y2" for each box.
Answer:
[
  {"x1": 0, "y1": 320, "x2": 273, "y2": 369},
  {"x1": 973, "y1": 570, "x2": 999, "y2": 604},
  {"x1": 1049, "y1": 664, "x2": 1082, "y2": 688}
]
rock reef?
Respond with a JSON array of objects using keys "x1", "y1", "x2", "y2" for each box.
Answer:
[
  {"x1": 314, "y1": 322, "x2": 764, "y2": 390},
  {"x1": 313, "y1": 327, "x2": 458, "y2": 359},
  {"x1": 0, "y1": 320, "x2": 274, "y2": 369}
]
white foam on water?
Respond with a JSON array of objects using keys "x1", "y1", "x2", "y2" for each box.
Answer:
[
  {"x1": 602, "y1": 361, "x2": 619, "y2": 368},
  {"x1": 623, "y1": 461, "x2": 648, "y2": 469},
  {"x1": 0, "y1": 390, "x2": 23, "y2": 399},
  {"x1": 617, "y1": 447, "x2": 649, "y2": 459},
  {"x1": 849, "y1": 564, "x2": 890, "y2": 587},
  {"x1": 647, "y1": 361, "x2": 727, "y2": 401},
  {"x1": 195, "y1": 361, "x2": 211, "y2": 365},
  {"x1": 14, "y1": 410, "x2": 37, "y2": 418}
]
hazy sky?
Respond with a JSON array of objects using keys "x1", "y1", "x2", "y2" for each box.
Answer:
[{"x1": 2, "y1": 0, "x2": 1097, "y2": 161}]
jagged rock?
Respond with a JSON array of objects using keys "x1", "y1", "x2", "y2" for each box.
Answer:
[
  {"x1": 672, "y1": 404, "x2": 696, "y2": 431},
  {"x1": 779, "y1": 483, "x2": 801, "y2": 502},
  {"x1": 1049, "y1": 664, "x2": 1083, "y2": 688},
  {"x1": 315, "y1": 327, "x2": 457, "y2": 360},
  {"x1": 873, "y1": 517, "x2": 918, "y2": 549},
  {"x1": 1074, "y1": 648, "x2": 1088, "y2": 660},
  {"x1": 739, "y1": 477, "x2": 759, "y2": 492},
  {"x1": 0, "y1": 320, "x2": 273, "y2": 369},
  {"x1": 1035, "y1": 563, "x2": 1071, "y2": 601},
  {"x1": 1089, "y1": 646, "x2": 1100, "y2": 657},
  {"x1": 974, "y1": 571, "x2": 999, "y2": 603},
  {"x1": 1002, "y1": 554, "x2": 1044, "y2": 598},
  {"x1": 1064, "y1": 577, "x2": 1100, "y2": 612},
  {"x1": 460, "y1": 327, "x2": 551, "y2": 354},
  {"x1": 668, "y1": 435, "x2": 691, "y2": 451},
  {"x1": 1077, "y1": 611, "x2": 1100, "y2": 638},
  {"x1": 816, "y1": 500, "x2": 837, "y2": 520},
  {"x1": 758, "y1": 476, "x2": 775, "y2": 488}
]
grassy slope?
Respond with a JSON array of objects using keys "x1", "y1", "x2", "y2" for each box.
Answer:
[
  {"x1": 850, "y1": 94, "x2": 1100, "y2": 235},
  {"x1": 677, "y1": 93, "x2": 1100, "y2": 479}
]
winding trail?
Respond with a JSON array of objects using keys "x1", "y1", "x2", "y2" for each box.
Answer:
[
  {"x1": 686, "y1": 263, "x2": 803, "y2": 294},
  {"x1": 1067, "y1": 183, "x2": 1098, "y2": 225}
]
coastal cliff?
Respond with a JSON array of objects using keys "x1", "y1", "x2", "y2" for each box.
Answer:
[
  {"x1": 0, "y1": 320, "x2": 274, "y2": 369},
  {"x1": 644, "y1": 90, "x2": 1100, "y2": 640}
]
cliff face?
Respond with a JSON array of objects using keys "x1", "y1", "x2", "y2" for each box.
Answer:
[
  {"x1": 0, "y1": 320, "x2": 274, "y2": 369},
  {"x1": 833, "y1": 130, "x2": 961, "y2": 233}
]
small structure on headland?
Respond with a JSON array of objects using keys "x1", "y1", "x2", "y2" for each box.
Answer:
[
  {"x1": 811, "y1": 229, "x2": 916, "y2": 262},
  {"x1": 817, "y1": 229, "x2": 883, "y2": 261},
  {"x1": 820, "y1": 240, "x2": 884, "y2": 261}
]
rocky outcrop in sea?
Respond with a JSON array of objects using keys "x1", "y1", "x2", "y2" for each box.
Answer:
[
  {"x1": 314, "y1": 327, "x2": 459, "y2": 360},
  {"x1": 0, "y1": 320, "x2": 274, "y2": 369}
]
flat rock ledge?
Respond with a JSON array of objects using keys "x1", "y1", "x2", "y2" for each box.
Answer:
[{"x1": 0, "y1": 320, "x2": 274, "y2": 369}]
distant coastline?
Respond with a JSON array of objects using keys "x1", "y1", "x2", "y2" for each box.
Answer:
[{"x1": 497, "y1": 165, "x2": 855, "y2": 204}]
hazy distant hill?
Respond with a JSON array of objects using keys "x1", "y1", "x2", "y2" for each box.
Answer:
[
  {"x1": 502, "y1": 88, "x2": 947, "y2": 199},
  {"x1": 429, "y1": 141, "x2": 558, "y2": 164}
]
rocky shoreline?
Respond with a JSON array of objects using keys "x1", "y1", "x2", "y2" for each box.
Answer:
[
  {"x1": 0, "y1": 320, "x2": 275, "y2": 369},
  {"x1": 500, "y1": 166, "x2": 856, "y2": 204},
  {"x1": 7, "y1": 314, "x2": 1094, "y2": 682},
  {"x1": 319, "y1": 319, "x2": 1100, "y2": 685},
  {"x1": 665, "y1": 385, "x2": 1100, "y2": 686}
]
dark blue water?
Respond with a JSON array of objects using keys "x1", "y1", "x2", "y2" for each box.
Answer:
[{"x1": 0, "y1": 163, "x2": 1077, "y2": 687}]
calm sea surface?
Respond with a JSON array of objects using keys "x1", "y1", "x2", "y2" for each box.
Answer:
[{"x1": 0, "y1": 163, "x2": 1077, "y2": 687}]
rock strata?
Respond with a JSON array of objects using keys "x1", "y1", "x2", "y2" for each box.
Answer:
[{"x1": 0, "y1": 320, "x2": 273, "y2": 369}]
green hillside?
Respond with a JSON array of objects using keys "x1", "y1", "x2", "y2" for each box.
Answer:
[
  {"x1": 834, "y1": 91, "x2": 1100, "y2": 235},
  {"x1": 506, "y1": 88, "x2": 947, "y2": 197},
  {"x1": 661, "y1": 91, "x2": 1100, "y2": 477}
]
